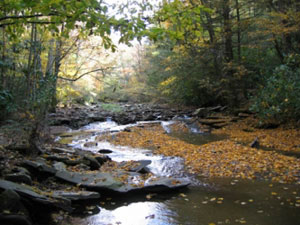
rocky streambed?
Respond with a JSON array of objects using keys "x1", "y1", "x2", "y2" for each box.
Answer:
[
  {"x1": 0, "y1": 117, "x2": 196, "y2": 225},
  {"x1": 1, "y1": 103, "x2": 299, "y2": 225}
]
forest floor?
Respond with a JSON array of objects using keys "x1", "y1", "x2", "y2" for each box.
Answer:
[{"x1": 100, "y1": 116, "x2": 300, "y2": 184}]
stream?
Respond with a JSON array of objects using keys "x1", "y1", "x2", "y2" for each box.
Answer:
[{"x1": 58, "y1": 119, "x2": 300, "y2": 225}]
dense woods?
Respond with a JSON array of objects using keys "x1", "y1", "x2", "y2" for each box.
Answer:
[
  {"x1": 139, "y1": 0, "x2": 300, "y2": 123},
  {"x1": 1, "y1": 0, "x2": 300, "y2": 123}
]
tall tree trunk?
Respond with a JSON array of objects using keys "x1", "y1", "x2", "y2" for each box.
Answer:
[
  {"x1": 223, "y1": 0, "x2": 233, "y2": 62},
  {"x1": 236, "y1": 0, "x2": 241, "y2": 64},
  {"x1": 49, "y1": 37, "x2": 63, "y2": 111},
  {"x1": 199, "y1": 0, "x2": 221, "y2": 76},
  {"x1": 1, "y1": 26, "x2": 6, "y2": 88},
  {"x1": 26, "y1": 24, "x2": 35, "y2": 98},
  {"x1": 46, "y1": 38, "x2": 55, "y2": 77}
]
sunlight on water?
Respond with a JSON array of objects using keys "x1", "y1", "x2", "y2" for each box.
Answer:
[{"x1": 87, "y1": 202, "x2": 175, "y2": 225}]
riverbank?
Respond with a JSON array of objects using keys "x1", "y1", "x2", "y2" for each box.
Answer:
[
  {"x1": 103, "y1": 118, "x2": 300, "y2": 183},
  {"x1": 0, "y1": 103, "x2": 300, "y2": 225}
]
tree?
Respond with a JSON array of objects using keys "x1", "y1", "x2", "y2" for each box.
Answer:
[{"x1": 0, "y1": 0, "x2": 149, "y2": 117}]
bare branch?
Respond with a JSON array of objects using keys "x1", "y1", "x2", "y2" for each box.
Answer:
[
  {"x1": 59, "y1": 36, "x2": 80, "y2": 61},
  {"x1": 0, "y1": 12, "x2": 58, "y2": 22}
]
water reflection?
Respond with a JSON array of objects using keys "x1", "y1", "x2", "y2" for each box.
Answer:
[
  {"x1": 67, "y1": 180, "x2": 300, "y2": 225},
  {"x1": 87, "y1": 202, "x2": 176, "y2": 225}
]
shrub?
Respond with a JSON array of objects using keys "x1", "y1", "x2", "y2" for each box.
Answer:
[
  {"x1": 251, "y1": 55, "x2": 300, "y2": 123},
  {"x1": 0, "y1": 89, "x2": 17, "y2": 119}
]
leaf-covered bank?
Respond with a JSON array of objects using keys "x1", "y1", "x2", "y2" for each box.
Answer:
[{"x1": 102, "y1": 119, "x2": 300, "y2": 183}]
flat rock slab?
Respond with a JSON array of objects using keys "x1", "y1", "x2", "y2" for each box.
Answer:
[
  {"x1": 22, "y1": 160, "x2": 57, "y2": 176},
  {"x1": 0, "y1": 214, "x2": 32, "y2": 225},
  {"x1": 49, "y1": 126, "x2": 71, "y2": 135},
  {"x1": 0, "y1": 180, "x2": 72, "y2": 212},
  {"x1": 55, "y1": 170, "x2": 123, "y2": 192},
  {"x1": 55, "y1": 170, "x2": 190, "y2": 194},
  {"x1": 52, "y1": 191, "x2": 100, "y2": 201},
  {"x1": 52, "y1": 147, "x2": 76, "y2": 154},
  {"x1": 4, "y1": 173, "x2": 32, "y2": 185},
  {"x1": 119, "y1": 160, "x2": 151, "y2": 174}
]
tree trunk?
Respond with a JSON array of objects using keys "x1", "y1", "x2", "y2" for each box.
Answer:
[
  {"x1": 26, "y1": 24, "x2": 35, "y2": 98},
  {"x1": 223, "y1": 0, "x2": 233, "y2": 62},
  {"x1": 236, "y1": 0, "x2": 241, "y2": 64},
  {"x1": 49, "y1": 37, "x2": 62, "y2": 111},
  {"x1": 1, "y1": 27, "x2": 5, "y2": 88},
  {"x1": 46, "y1": 38, "x2": 55, "y2": 77},
  {"x1": 200, "y1": 0, "x2": 221, "y2": 76}
]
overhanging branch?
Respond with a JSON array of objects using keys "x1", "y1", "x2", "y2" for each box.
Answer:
[
  {"x1": 0, "y1": 13, "x2": 58, "y2": 22},
  {"x1": 58, "y1": 67, "x2": 115, "y2": 82}
]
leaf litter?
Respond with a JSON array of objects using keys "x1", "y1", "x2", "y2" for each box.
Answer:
[{"x1": 100, "y1": 120, "x2": 300, "y2": 183}]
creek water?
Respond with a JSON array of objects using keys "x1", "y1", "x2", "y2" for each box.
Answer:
[{"x1": 58, "y1": 119, "x2": 300, "y2": 225}]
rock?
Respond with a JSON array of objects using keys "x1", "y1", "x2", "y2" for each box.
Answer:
[
  {"x1": 238, "y1": 113, "x2": 251, "y2": 118},
  {"x1": 73, "y1": 163, "x2": 91, "y2": 171},
  {"x1": 83, "y1": 155, "x2": 101, "y2": 170},
  {"x1": 0, "y1": 215, "x2": 32, "y2": 225},
  {"x1": 55, "y1": 170, "x2": 190, "y2": 194},
  {"x1": 83, "y1": 142, "x2": 98, "y2": 148},
  {"x1": 55, "y1": 170, "x2": 123, "y2": 192},
  {"x1": 142, "y1": 177, "x2": 190, "y2": 193},
  {"x1": 52, "y1": 147, "x2": 76, "y2": 154},
  {"x1": 5, "y1": 173, "x2": 32, "y2": 185},
  {"x1": 64, "y1": 159, "x2": 84, "y2": 166},
  {"x1": 12, "y1": 167, "x2": 31, "y2": 176},
  {"x1": 53, "y1": 162, "x2": 67, "y2": 171},
  {"x1": 52, "y1": 191, "x2": 100, "y2": 201},
  {"x1": 119, "y1": 160, "x2": 151, "y2": 174},
  {"x1": 94, "y1": 155, "x2": 111, "y2": 165},
  {"x1": 45, "y1": 155, "x2": 69, "y2": 162},
  {"x1": 0, "y1": 189, "x2": 28, "y2": 216},
  {"x1": 250, "y1": 137, "x2": 260, "y2": 149},
  {"x1": 124, "y1": 128, "x2": 131, "y2": 132},
  {"x1": 0, "y1": 180, "x2": 72, "y2": 212},
  {"x1": 98, "y1": 149, "x2": 113, "y2": 154},
  {"x1": 192, "y1": 106, "x2": 223, "y2": 117},
  {"x1": 22, "y1": 160, "x2": 57, "y2": 176},
  {"x1": 49, "y1": 126, "x2": 71, "y2": 135},
  {"x1": 192, "y1": 108, "x2": 209, "y2": 117}
]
